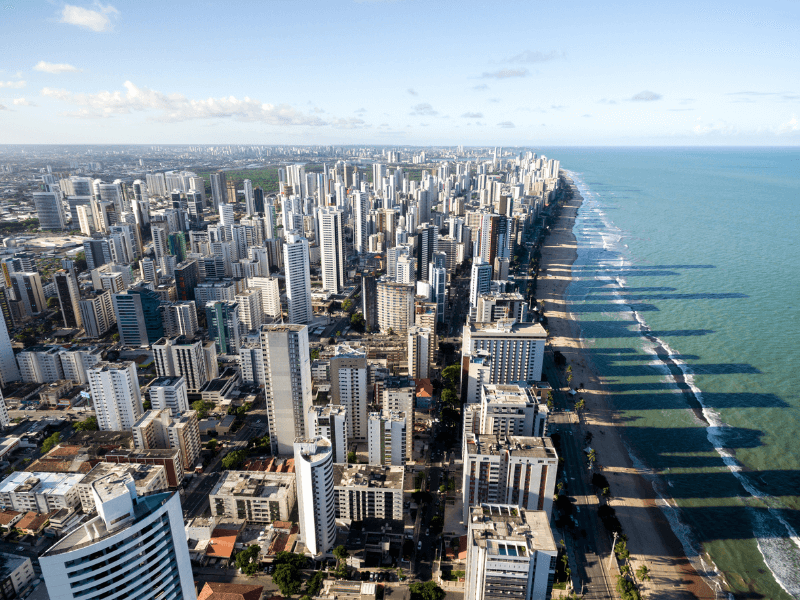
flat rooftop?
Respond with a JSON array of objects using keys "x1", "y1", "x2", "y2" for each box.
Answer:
[
  {"x1": 210, "y1": 471, "x2": 294, "y2": 498},
  {"x1": 333, "y1": 464, "x2": 404, "y2": 490},
  {"x1": 468, "y1": 319, "x2": 546, "y2": 338},
  {"x1": 483, "y1": 384, "x2": 537, "y2": 405},
  {"x1": 469, "y1": 504, "x2": 556, "y2": 554},
  {"x1": 465, "y1": 434, "x2": 557, "y2": 460},
  {"x1": 79, "y1": 462, "x2": 165, "y2": 488},
  {"x1": 0, "y1": 471, "x2": 85, "y2": 497}
]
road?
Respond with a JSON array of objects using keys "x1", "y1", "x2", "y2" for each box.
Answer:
[
  {"x1": 412, "y1": 466, "x2": 442, "y2": 581},
  {"x1": 544, "y1": 358, "x2": 615, "y2": 600}
]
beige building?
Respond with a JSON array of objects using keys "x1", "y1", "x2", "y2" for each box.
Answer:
[
  {"x1": 131, "y1": 409, "x2": 201, "y2": 471},
  {"x1": 333, "y1": 464, "x2": 404, "y2": 521},
  {"x1": 376, "y1": 279, "x2": 414, "y2": 334},
  {"x1": 210, "y1": 471, "x2": 296, "y2": 524}
]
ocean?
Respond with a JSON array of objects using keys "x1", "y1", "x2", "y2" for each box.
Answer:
[{"x1": 541, "y1": 147, "x2": 800, "y2": 599}]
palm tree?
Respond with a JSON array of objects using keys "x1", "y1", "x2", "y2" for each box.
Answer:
[
  {"x1": 636, "y1": 564, "x2": 651, "y2": 582},
  {"x1": 587, "y1": 449, "x2": 597, "y2": 470}
]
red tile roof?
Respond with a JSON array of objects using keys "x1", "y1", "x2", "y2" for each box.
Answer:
[{"x1": 197, "y1": 582, "x2": 263, "y2": 600}]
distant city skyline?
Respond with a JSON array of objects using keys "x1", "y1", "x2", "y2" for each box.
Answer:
[{"x1": 1, "y1": 0, "x2": 798, "y2": 145}]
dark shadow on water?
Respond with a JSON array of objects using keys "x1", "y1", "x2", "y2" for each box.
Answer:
[
  {"x1": 587, "y1": 351, "x2": 703, "y2": 361},
  {"x1": 569, "y1": 303, "x2": 660, "y2": 313},
  {"x1": 579, "y1": 286, "x2": 678, "y2": 292},
  {"x1": 585, "y1": 292, "x2": 748, "y2": 301},
  {"x1": 574, "y1": 322, "x2": 715, "y2": 338},
  {"x1": 574, "y1": 265, "x2": 717, "y2": 270},
  {"x1": 603, "y1": 364, "x2": 761, "y2": 377},
  {"x1": 606, "y1": 391, "x2": 788, "y2": 409}
]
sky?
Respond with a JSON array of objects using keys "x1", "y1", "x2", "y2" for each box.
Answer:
[{"x1": 1, "y1": 0, "x2": 799, "y2": 145}]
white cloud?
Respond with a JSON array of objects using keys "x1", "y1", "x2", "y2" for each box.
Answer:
[
  {"x1": 410, "y1": 103, "x2": 438, "y2": 116},
  {"x1": 330, "y1": 118, "x2": 369, "y2": 129},
  {"x1": 13, "y1": 98, "x2": 36, "y2": 107},
  {"x1": 777, "y1": 115, "x2": 799, "y2": 135},
  {"x1": 693, "y1": 120, "x2": 737, "y2": 136},
  {"x1": 461, "y1": 112, "x2": 484, "y2": 118},
  {"x1": 498, "y1": 121, "x2": 515, "y2": 128},
  {"x1": 407, "y1": 88, "x2": 418, "y2": 96},
  {"x1": 41, "y1": 80, "x2": 329, "y2": 125},
  {"x1": 34, "y1": 61, "x2": 81, "y2": 74},
  {"x1": 481, "y1": 68, "x2": 528, "y2": 79},
  {"x1": 0, "y1": 105, "x2": 7, "y2": 111},
  {"x1": 631, "y1": 90, "x2": 662, "y2": 102},
  {"x1": 60, "y1": 4, "x2": 119, "y2": 32},
  {"x1": 0, "y1": 81, "x2": 26, "y2": 89},
  {"x1": 473, "y1": 84, "x2": 489, "y2": 91}
]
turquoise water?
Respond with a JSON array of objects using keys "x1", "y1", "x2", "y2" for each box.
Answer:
[{"x1": 542, "y1": 147, "x2": 800, "y2": 599}]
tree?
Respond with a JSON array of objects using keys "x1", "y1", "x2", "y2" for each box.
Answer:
[
  {"x1": 441, "y1": 364, "x2": 460, "y2": 387},
  {"x1": 636, "y1": 564, "x2": 651, "y2": 582},
  {"x1": 235, "y1": 544, "x2": 261, "y2": 576},
  {"x1": 310, "y1": 349, "x2": 320, "y2": 361},
  {"x1": 273, "y1": 564, "x2": 302, "y2": 596},
  {"x1": 306, "y1": 571, "x2": 326, "y2": 597},
  {"x1": 341, "y1": 299, "x2": 354, "y2": 313},
  {"x1": 615, "y1": 540, "x2": 630, "y2": 561},
  {"x1": 73, "y1": 251, "x2": 87, "y2": 273},
  {"x1": 191, "y1": 400, "x2": 213, "y2": 419},
  {"x1": 575, "y1": 398, "x2": 586, "y2": 412},
  {"x1": 409, "y1": 581, "x2": 446, "y2": 600},
  {"x1": 347, "y1": 451, "x2": 357, "y2": 464},
  {"x1": 41, "y1": 432, "x2": 61, "y2": 454},
  {"x1": 222, "y1": 450, "x2": 247, "y2": 470},
  {"x1": 333, "y1": 545, "x2": 349, "y2": 566},
  {"x1": 441, "y1": 389, "x2": 458, "y2": 407},
  {"x1": 274, "y1": 551, "x2": 308, "y2": 570},
  {"x1": 73, "y1": 416, "x2": 98, "y2": 432},
  {"x1": 587, "y1": 448, "x2": 597, "y2": 470},
  {"x1": 350, "y1": 312, "x2": 364, "y2": 329},
  {"x1": 207, "y1": 439, "x2": 218, "y2": 452}
]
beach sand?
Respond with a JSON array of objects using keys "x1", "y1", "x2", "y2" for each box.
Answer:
[{"x1": 537, "y1": 182, "x2": 717, "y2": 600}]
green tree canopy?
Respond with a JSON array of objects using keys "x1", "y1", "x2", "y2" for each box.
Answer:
[
  {"x1": 235, "y1": 545, "x2": 260, "y2": 576},
  {"x1": 347, "y1": 451, "x2": 356, "y2": 464},
  {"x1": 221, "y1": 450, "x2": 247, "y2": 470},
  {"x1": 73, "y1": 416, "x2": 98, "y2": 432},
  {"x1": 273, "y1": 564, "x2": 302, "y2": 595},
  {"x1": 191, "y1": 400, "x2": 214, "y2": 419},
  {"x1": 341, "y1": 299, "x2": 354, "y2": 313},
  {"x1": 333, "y1": 545, "x2": 349, "y2": 565},
  {"x1": 441, "y1": 389, "x2": 458, "y2": 406},
  {"x1": 409, "y1": 581, "x2": 446, "y2": 600},
  {"x1": 41, "y1": 432, "x2": 62, "y2": 454},
  {"x1": 441, "y1": 364, "x2": 460, "y2": 387}
]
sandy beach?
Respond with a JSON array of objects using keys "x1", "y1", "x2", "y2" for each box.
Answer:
[{"x1": 537, "y1": 181, "x2": 717, "y2": 600}]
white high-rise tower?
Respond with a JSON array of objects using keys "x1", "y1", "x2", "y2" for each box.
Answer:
[
  {"x1": 319, "y1": 207, "x2": 345, "y2": 294},
  {"x1": 284, "y1": 233, "x2": 313, "y2": 324},
  {"x1": 294, "y1": 437, "x2": 336, "y2": 557}
]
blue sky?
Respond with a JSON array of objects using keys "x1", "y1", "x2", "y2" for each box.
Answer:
[{"x1": 1, "y1": 0, "x2": 798, "y2": 145}]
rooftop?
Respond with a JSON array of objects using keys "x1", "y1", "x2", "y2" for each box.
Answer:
[
  {"x1": 483, "y1": 384, "x2": 538, "y2": 405},
  {"x1": 211, "y1": 471, "x2": 294, "y2": 499},
  {"x1": 0, "y1": 552, "x2": 29, "y2": 581},
  {"x1": 469, "y1": 504, "x2": 556, "y2": 554},
  {"x1": 0, "y1": 471, "x2": 85, "y2": 497},
  {"x1": 79, "y1": 462, "x2": 165, "y2": 488},
  {"x1": 334, "y1": 464, "x2": 403, "y2": 489},
  {"x1": 468, "y1": 319, "x2": 546, "y2": 338},
  {"x1": 465, "y1": 434, "x2": 557, "y2": 460}
]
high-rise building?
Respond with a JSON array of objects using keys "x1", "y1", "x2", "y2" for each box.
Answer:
[
  {"x1": 353, "y1": 191, "x2": 368, "y2": 254},
  {"x1": 53, "y1": 269, "x2": 82, "y2": 328},
  {"x1": 0, "y1": 389, "x2": 11, "y2": 428},
  {"x1": 307, "y1": 405, "x2": 348, "y2": 464},
  {"x1": 381, "y1": 377, "x2": 415, "y2": 462},
  {"x1": 40, "y1": 483, "x2": 195, "y2": 600},
  {"x1": 205, "y1": 301, "x2": 241, "y2": 355},
  {"x1": 140, "y1": 257, "x2": 157, "y2": 284},
  {"x1": 329, "y1": 343, "x2": 368, "y2": 442},
  {"x1": 461, "y1": 319, "x2": 547, "y2": 394},
  {"x1": 376, "y1": 279, "x2": 414, "y2": 334},
  {"x1": 294, "y1": 437, "x2": 336, "y2": 557},
  {"x1": 283, "y1": 233, "x2": 312, "y2": 324},
  {"x1": 11, "y1": 272, "x2": 46, "y2": 317},
  {"x1": 88, "y1": 361, "x2": 144, "y2": 431},
  {"x1": 416, "y1": 223, "x2": 438, "y2": 281},
  {"x1": 210, "y1": 171, "x2": 227, "y2": 211},
  {"x1": 319, "y1": 207, "x2": 345, "y2": 294},
  {"x1": 33, "y1": 190, "x2": 66, "y2": 229},
  {"x1": 334, "y1": 464, "x2": 404, "y2": 521},
  {"x1": 235, "y1": 288, "x2": 262, "y2": 332},
  {"x1": 470, "y1": 258, "x2": 492, "y2": 307},
  {"x1": 163, "y1": 301, "x2": 199, "y2": 337},
  {"x1": 112, "y1": 287, "x2": 164, "y2": 347},
  {"x1": 462, "y1": 434, "x2": 558, "y2": 523},
  {"x1": 83, "y1": 238, "x2": 113, "y2": 271},
  {"x1": 247, "y1": 276, "x2": 281, "y2": 320},
  {"x1": 367, "y1": 410, "x2": 407, "y2": 466},
  {"x1": 261, "y1": 324, "x2": 313, "y2": 456},
  {"x1": 219, "y1": 203, "x2": 235, "y2": 228},
  {"x1": 132, "y1": 408, "x2": 201, "y2": 471},
  {"x1": 361, "y1": 273, "x2": 378, "y2": 332},
  {"x1": 147, "y1": 376, "x2": 189, "y2": 417},
  {"x1": 407, "y1": 326, "x2": 433, "y2": 380},
  {"x1": 464, "y1": 384, "x2": 548, "y2": 441},
  {"x1": 0, "y1": 310, "x2": 18, "y2": 387},
  {"x1": 79, "y1": 291, "x2": 115, "y2": 338},
  {"x1": 152, "y1": 336, "x2": 208, "y2": 393},
  {"x1": 464, "y1": 504, "x2": 557, "y2": 600}
]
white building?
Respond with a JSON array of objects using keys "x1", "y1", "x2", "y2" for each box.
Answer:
[
  {"x1": 236, "y1": 288, "x2": 263, "y2": 332},
  {"x1": 469, "y1": 258, "x2": 492, "y2": 307},
  {"x1": 247, "y1": 276, "x2": 282, "y2": 319},
  {"x1": 376, "y1": 279, "x2": 414, "y2": 334},
  {"x1": 330, "y1": 343, "x2": 368, "y2": 442},
  {"x1": 461, "y1": 319, "x2": 547, "y2": 389},
  {"x1": 284, "y1": 233, "x2": 313, "y2": 324},
  {"x1": 465, "y1": 504, "x2": 557, "y2": 600},
  {"x1": 79, "y1": 291, "x2": 116, "y2": 338},
  {"x1": 153, "y1": 336, "x2": 209, "y2": 393},
  {"x1": 17, "y1": 346, "x2": 64, "y2": 383},
  {"x1": 462, "y1": 434, "x2": 558, "y2": 523},
  {"x1": 210, "y1": 470, "x2": 296, "y2": 523},
  {"x1": 0, "y1": 316, "x2": 20, "y2": 386},
  {"x1": 40, "y1": 483, "x2": 195, "y2": 600},
  {"x1": 367, "y1": 411, "x2": 407, "y2": 467},
  {"x1": 58, "y1": 346, "x2": 103, "y2": 385},
  {"x1": 0, "y1": 552, "x2": 35, "y2": 598},
  {"x1": 88, "y1": 362, "x2": 143, "y2": 432},
  {"x1": 407, "y1": 326, "x2": 433, "y2": 380},
  {"x1": 463, "y1": 384, "x2": 548, "y2": 441},
  {"x1": 147, "y1": 376, "x2": 189, "y2": 417},
  {"x1": 333, "y1": 464, "x2": 404, "y2": 521},
  {"x1": 261, "y1": 324, "x2": 313, "y2": 456},
  {"x1": 0, "y1": 390, "x2": 10, "y2": 428},
  {"x1": 308, "y1": 405, "x2": 348, "y2": 464},
  {"x1": 33, "y1": 191, "x2": 66, "y2": 230},
  {"x1": 131, "y1": 409, "x2": 201, "y2": 471},
  {"x1": 319, "y1": 207, "x2": 345, "y2": 294},
  {"x1": 0, "y1": 472, "x2": 83, "y2": 513},
  {"x1": 294, "y1": 437, "x2": 336, "y2": 557},
  {"x1": 76, "y1": 463, "x2": 168, "y2": 513}
]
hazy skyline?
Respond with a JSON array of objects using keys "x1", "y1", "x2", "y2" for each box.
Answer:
[{"x1": 1, "y1": 0, "x2": 798, "y2": 145}]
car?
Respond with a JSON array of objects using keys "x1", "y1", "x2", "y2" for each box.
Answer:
[
  {"x1": 417, "y1": 541, "x2": 422, "y2": 550},
  {"x1": 16, "y1": 546, "x2": 23, "y2": 551},
  {"x1": 425, "y1": 528, "x2": 430, "y2": 536}
]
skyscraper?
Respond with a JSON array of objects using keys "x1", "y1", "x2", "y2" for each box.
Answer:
[
  {"x1": 79, "y1": 291, "x2": 116, "y2": 338},
  {"x1": 210, "y1": 171, "x2": 227, "y2": 210},
  {"x1": 112, "y1": 288, "x2": 164, "y2": 347},
  {"x1": 88, "y1": 361, "x2": 144, "y2": 431},
  {"x1": 33, "y1": 191, "x2": 66, "y2": 230},
  {"x1": 283, "y1": 233, "x2": 312, "y2": 324},
  {"x1": 261, "y1": 324, "x2": 313, "y2": 456},
  {"x1": 353, "y1": 191, "x2": 369, "y2": 254},
  {"x1": 330, "y1": 343, "x2": 368, "y2": 442},
  {"x1": 294, "y1": 436, "x2": 336, "y2": 557},
  {"x1": 408, "y1": 326, "x2": 433, "y2": 380},
  {"x1": 470, "y1": 258, "x2": 492, "y2": 307},
  {"x1": 153, "y1": 336, "x2": 209, "y2": 393},
  {"x1": 53, "y1": 269, "x2": 82, "y2": 328},
  {"x1": 416, "y1": 223, "x2": 438, "y2": 281},
  {"x1": 205, "y1": 301, "x2": 241, "y2": 355},
  {"x1": 319, "y1": 207, "x2": 345, "y2": 294},
  {"x1": 307, "y1": 405, "x2": 348, "y2": 464},
  {"x1": 147, "y1": 376, "x2": 190, "y2": 417},
  {"x1": 173, "y1": 259, "x2": 199, "y2": 302},
  {"x1": 0, "y1": 316, "x2": 20, "y2": 387},
  {"x1": 40, "y1": 484, "x2": 195, "y2": 600},
  {"x1": 376, "y1": 279, "x2": 414, "y2": 334},
  {"x1": 11, "y1": 272, "x2": 46, "y2": 317}
]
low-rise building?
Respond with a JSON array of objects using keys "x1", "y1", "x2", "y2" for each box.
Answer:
[
  {"x1": 0, "y1": 552, "x2": 36, "y2": 598},
  {"x1": 0, "y1": 472, "x2": 83, "y2": 513},
  {"x1": 210, "y1": 471, "x2": 296, "y2": 524}
]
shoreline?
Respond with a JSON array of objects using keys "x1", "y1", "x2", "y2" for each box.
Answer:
[{"x1": 537, "y1": 178, "x2": 717, "y2": 600}]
